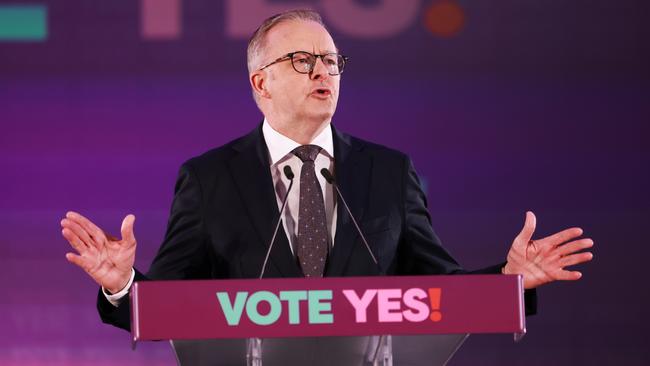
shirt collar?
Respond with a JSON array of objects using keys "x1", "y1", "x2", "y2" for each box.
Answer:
[{"x1": 262, "y1": 118, "x2": 335, "y2": 165}]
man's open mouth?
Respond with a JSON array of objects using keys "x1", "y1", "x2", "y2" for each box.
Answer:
[{"x1": 312, "y1": 88, "x2": 331, "y2": 96}]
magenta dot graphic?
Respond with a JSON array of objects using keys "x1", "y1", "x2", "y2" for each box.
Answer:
[{"x1": 141, "y1": 0, "x2": 182, "y2": 40}]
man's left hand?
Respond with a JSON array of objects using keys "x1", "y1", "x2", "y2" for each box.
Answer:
[{"x1": 503, "y1": 211, "x2": 594, "y2": 289}]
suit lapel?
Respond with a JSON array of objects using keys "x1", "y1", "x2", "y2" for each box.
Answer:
[
  {"x1": 326, "y1": 126, "x2": 372, "y2": 277},
  {"x1": 227, "y1": 125, "x2": 302, "y2": 278}
]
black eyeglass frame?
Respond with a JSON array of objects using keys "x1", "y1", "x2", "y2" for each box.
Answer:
[{"x1": 259, "y1": 51, "x2": 349, "y2": 76}]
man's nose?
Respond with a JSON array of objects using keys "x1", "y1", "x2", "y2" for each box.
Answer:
[{"x1": 310, "y1": 57, "x2": 330, "y2": 80}]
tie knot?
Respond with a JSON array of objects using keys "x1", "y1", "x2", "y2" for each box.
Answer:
[{"x1": 292, "y1": 145, "x2": 322, "y2": 162}]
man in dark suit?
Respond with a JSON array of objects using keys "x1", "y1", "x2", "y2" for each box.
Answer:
[{"x1": 61, "y1": 10, "x2": 594, "y2": 332}]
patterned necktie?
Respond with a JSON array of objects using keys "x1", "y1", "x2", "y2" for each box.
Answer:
[{"x1": 292, "y1": 145, "x2": 328, "y2": 277}]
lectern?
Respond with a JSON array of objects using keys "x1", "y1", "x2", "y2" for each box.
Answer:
[{"x1": 130, "y1": 275, "x2": 525, "y2": 366}]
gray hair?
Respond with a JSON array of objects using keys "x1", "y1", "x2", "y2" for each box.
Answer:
[{"x1": 247, "y1": 9, "x2": 327, "y2": 74}]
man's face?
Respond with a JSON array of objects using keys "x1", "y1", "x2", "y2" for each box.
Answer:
[{"x1": 259, "y1": 20, "x2": 341, "y2": 127}]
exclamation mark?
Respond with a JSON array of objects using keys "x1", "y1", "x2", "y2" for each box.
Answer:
[{"x1": 428, "y1": 288, "x2": 442, "y2": 322}]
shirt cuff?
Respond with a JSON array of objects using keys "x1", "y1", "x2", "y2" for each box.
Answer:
[{"x1": 102, "y1": 268, "x2": 136, "y2": 307}]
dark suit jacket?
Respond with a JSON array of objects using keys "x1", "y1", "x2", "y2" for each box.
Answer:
[{"x1": 98, "y1": 124, "x2": 536, "y2": 330}]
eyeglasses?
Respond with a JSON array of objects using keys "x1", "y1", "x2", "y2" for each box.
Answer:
[{"x1": 260, "y1": 51, "x2": 349, "y2": 76}]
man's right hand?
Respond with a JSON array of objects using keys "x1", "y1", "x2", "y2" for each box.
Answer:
[{"x1": 61, "y1": 211, "x2": 137, "y2": 294}]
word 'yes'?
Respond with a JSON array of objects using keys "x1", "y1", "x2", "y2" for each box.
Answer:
[{"x1": 343, "y1": 288, "x2": 442, "y2": 323}]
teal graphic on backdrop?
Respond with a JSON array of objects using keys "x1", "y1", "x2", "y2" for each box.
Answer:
[{"x1": 0, "y1": 5, "x2": 47, "y2": 41}]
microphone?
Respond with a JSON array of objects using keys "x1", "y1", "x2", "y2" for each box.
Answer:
[
  {"x1": 320, "y1": 168, "x2": 382, "y2": 273},
  {"x1": 259, "y1": 165, "x2": 295, "y2": 279}
]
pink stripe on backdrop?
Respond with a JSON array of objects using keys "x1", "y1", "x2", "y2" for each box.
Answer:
[{"x1": 140, "y1": 0, "x2": 181, "y2": 40}]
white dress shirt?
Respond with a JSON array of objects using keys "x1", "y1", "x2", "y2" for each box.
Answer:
[
  {"x1": 263, "y1": 119, "x2": 337, "y2": 254},
  {"x1": 105, "y1": 119, "x2": 337, "y2": 305}
]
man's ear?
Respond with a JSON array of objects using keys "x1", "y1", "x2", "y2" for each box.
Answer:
[{"x1": 250, "y1": 71, "x2": 270, "y2": 99}]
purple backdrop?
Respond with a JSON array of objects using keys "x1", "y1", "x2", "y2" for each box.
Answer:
[{"x1": 1, "y1": 1, "x2": 649, "y2": 365}]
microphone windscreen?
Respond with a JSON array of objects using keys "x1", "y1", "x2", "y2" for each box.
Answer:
[
  {"x1": 320, "y1": 168, "x2": 335, "y2": 184},
  {"x1": 283, "y1": 165, "x2": 294, "y2": 180}
]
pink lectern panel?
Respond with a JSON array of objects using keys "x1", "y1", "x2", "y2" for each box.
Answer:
[{"x1": 130, "y1": 274, "x2": 525, "y2": 342}]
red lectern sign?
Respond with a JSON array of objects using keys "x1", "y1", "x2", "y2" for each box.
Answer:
[{"x1": 130, "y1": 275, "x2": 525, "y2": 342}]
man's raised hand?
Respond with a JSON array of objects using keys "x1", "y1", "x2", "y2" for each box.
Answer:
[
  {"x1": 61, "y1": 212, "x2": 136, "y2": 294},
  {"x1": 503, "y1": 211, "x2": 594, "y2": 289}
]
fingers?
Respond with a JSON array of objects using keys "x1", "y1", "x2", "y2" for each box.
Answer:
[
  {"x1": 553, "y1": 270, "x2": 583, "y2": 281},
  {"x1": 65, "y1": 211, "x2": 106, "y2": 244},
  {"x1": 516, "y1": 211, "x2": 536, "y2": 243},
  {"x1": 539, "y1": 227, "x2": 583, "y2": 247},
  {"x1": 61, "y1": 227, "x2": 91, "y2": 255},
  {"x1": 65, "y1": 252, "x2": 94, "y2": 272},
  {"x1": 61, "y1": 217, "x2": 96, "y2": 250},
  {"x1": 120, "y1": 214, "x2": 136, "y2": 243},
  {"x1": 556, "y1": 238, "x2": 594, "y2": 257},
  {"x1": 559, "y1": 252, "x2": 594, "y2": 267}
]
